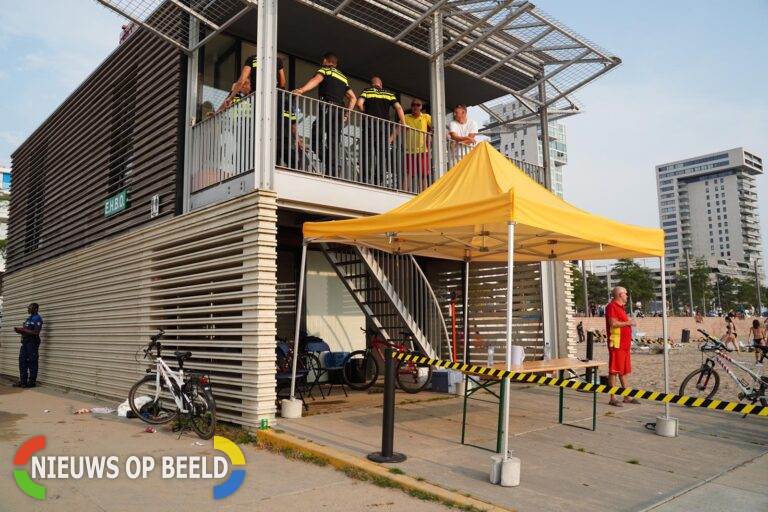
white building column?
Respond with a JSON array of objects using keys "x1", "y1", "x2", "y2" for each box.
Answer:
[
  {"x1": 254, "y1": 0, "x2": 278, "y2": 190},
  {"x1": 430, "y1": 11, "x2": 448, "y2": 177}
]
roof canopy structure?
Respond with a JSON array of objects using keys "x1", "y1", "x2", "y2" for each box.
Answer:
[
  {"x1": 304, "y1": 142, "x2": 664, "y2": 262},
  {"x1": 95, "y1": 1, "x2": 619, "y2": 114}
]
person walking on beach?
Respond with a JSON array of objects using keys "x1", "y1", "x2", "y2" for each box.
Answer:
[
  {"x1": 748, "y1": 319, "x2": 764, "y2": 363},
  {"x1": 723, "y1": 314, "x2": 739, "y2": 352},
  {"x1": 605, "y1": 287, "x2": 639, "y2": 407}
]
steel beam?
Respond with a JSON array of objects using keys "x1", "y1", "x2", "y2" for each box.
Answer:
[
  {"x1": 431, "y1": 0, "x2": 519, "y2": 60},
  {"x1": 253, "y1": 0, "x2": 278, "y2": 190},
  {"x1": 446, "y1": 3, "x2": 534, "y2": 66},
  {"x1": 479, "y1": 26, "x2": 553, "y2": 78},
  {"x1": 430, "y1": 12, "x2": 448, "y2": 178},
  {"x1": 393, "y1": 0, "x2": 449, "y2": 42}
]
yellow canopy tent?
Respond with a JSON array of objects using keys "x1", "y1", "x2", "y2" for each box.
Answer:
[
  {"x1": 303, "y1": 142, "x2": 664, "y2": 262},
  {"x1": 289, "y1": 142, "x2": 672, "y2": 452}
]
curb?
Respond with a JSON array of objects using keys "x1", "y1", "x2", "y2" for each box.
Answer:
[{"x1": 256, "y1": 429, "x2": 513, "y2": 512}]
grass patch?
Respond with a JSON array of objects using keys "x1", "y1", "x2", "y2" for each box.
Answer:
[
  {"x1": 564, "y1": 443, "x2": 574, "y2": 449},
  {"x1": 388, "y1": 468, "x2": 405, "y2": 475},
  {"x1": 627, "y1": 459, "x2": 640, "y2": 465},
  {"x1": 416, "y1": 476, "x2": 425, "y2": 482},
  {"x1": 576, "y1": 447, "x2": 586, "y2": 453}
]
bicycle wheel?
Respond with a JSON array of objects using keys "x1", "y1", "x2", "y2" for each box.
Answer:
[
  {"x1": 129, "y1": 375, "x2": 179, "y2": 425},
  {"x1": 679, "y1": 367, "x2": 720, "y2": 400},
  {"x1": 301, "y1": 352, "x2": 322, "y2": 383},
  {"x1": 396, "y1": 354, "x2": 433, "y2": 393},
  {"x1": 185, "y1": 378, "x2": 216, "y2": 440},
  {"x1": 342, "y1": 350, "x2": 379, "y2": 390}
]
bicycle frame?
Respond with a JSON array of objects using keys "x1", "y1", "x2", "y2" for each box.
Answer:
[
  {"x1": 150, "y1": 356, "x2": 189, "y2": 414},
  {"x1": 707, "y1": 349, "x2": 764, "y2": 397}
]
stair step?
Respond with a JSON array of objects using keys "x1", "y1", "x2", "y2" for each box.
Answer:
[
  {"x1": 361, "y1": 300, "x2": 389, "y2": 305},
  {"x1": 344, "y1": 273, "x2": 369, "y2": 279},
  {"x1": 334, "y1": 260, "x2": 363, "y2": 266},
  {"x1": 352, "y1": 287, "x2": 380, "y2": 292}
]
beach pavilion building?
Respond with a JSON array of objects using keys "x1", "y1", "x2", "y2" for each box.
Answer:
[{"x1": 0, "y1": 0, "x2": 620, "y2": 428}]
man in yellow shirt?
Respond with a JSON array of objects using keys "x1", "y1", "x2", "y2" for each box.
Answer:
[{"x1": 403, "y1": 99, "x2": 432, "y2": 191}]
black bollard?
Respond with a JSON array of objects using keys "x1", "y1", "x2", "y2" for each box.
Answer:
[
  {"x1": 586, "y1": 331, "x2": 595, "y2": 383},
  {"x1": 367, "y1": 348, "x2": 406, "y2": 463}
]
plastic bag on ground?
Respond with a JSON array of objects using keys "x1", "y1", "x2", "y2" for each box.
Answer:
[
  {"x1": 91, "y1": 407, "x2": 116, "y2": 414},
  {"x1": 118, "y1": 396, "x2": 152, "y2": 417}
]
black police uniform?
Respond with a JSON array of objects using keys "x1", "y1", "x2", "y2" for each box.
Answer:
[
  {"x1": 359, "y1": 86, "x2": 398, "y2": 185},
  {"x1": 245, "y1": 55, "x2": 284, "y2": 91},
  {"x1": 19, "y1": 313, "x2": 43, "y2": 387},
  {"x1": 276, "y1": 100, "x2": 300, "y2": 168},
  {"x1": 312, "y1": 65, "x2": 351, "y2": 176}
]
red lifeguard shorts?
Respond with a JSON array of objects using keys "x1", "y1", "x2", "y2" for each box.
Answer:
[{"x1": 608, "y1": 349, "x2": 631, "y2": 375}]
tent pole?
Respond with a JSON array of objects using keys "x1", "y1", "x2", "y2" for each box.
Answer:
[
  {"x1": 660, "y1": 257, "x2": 670, "y2": 418},
  {"x1": 655, "y1": 256, "x2": 679, "y2": 437},
  {"x1": 502, "y1": 222, "x2": 515, "y2": 461},
  {"x1": 289, "y1": 240, "x2": 309, "y2": 399},
  {"x1": 463, "y1": 254, "x2": 470, "y2": 364}
]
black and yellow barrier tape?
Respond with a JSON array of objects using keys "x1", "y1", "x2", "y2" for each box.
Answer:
[
  {"x1": 590, "y1": 332, "x2": 675, "y2": 346},
  {"x1": 392, "y1": 352, "x2": 768, "y2": 417}
]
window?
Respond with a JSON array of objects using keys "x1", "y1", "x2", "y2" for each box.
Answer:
[{"x1": 523, "y1": 128, "x2": 527, "y2": 135}]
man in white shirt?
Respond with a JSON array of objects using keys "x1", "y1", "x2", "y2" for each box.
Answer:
[{"x1": 448, "y1": 104, "x2": 477, "y2": 164}]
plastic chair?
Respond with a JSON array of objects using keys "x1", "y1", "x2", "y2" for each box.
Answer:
[
  {"x1": 275, "y1": 342, "x2": 309, "y2": 410},
  {"x1": 303, "y1": 339, "x2": 348, "y2": 398}
]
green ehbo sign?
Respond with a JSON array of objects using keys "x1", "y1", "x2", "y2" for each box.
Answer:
[{"x1": 104, "y1": 190, "x2": 129, "y2": 217}]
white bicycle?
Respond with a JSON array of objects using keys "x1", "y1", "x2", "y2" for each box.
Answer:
[
  {"x1": 128, "y1": 330, "x2": 217, "y2": 439},
  {"x1": 679, "y1": 329, "x2": 767, "y2": 411}
]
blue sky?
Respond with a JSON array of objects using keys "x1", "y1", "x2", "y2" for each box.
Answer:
[{"x1": 1, "y1": 0, "x2": 766, "y2": 261}]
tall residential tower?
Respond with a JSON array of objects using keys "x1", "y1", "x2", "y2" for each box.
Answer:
[{"x1": 656, "y1": 148, "x2": 763, "y2": 281}]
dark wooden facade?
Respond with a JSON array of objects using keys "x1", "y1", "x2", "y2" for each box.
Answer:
[{"x1": 7, "y1": 30, "x2": 185, "y2": 274}]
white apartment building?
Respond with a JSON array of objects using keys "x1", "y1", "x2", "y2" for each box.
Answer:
[
  {"x1": 656, "y1": 148, "x2": 763, "y2": 281},
  {"x1": 486, "y1": 100, "x2": 569, "y2": 197}
]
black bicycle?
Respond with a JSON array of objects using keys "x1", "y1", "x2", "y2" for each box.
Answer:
[{"x1": 129, "y1": 330, "x2": 217, "y2": 439}]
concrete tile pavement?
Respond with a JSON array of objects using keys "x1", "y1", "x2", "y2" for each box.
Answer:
[
  {"x1": 279, "y1": 383, "x2": 768, "y2": 512},
  {"x1": 0, "y1": 382, "x2": 452, "y2": 512}
]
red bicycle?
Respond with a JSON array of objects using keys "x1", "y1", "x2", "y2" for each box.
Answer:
[{"x1": 342, "y1": 328, "x2": 433, "y2": 393}]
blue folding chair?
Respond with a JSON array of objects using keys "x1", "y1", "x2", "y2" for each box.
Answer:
[{"x1": 303, "y1": 339, "x2": 348, "y2": 398}]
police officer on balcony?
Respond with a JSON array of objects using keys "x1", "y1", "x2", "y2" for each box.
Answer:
[
  {"x1": 293, "y1": 52, "x2": 357, "y2": 176},
  {"x1": 13, "y1": 303, "x2": 43, "y2": 388},
  {"x1": 357, "y1": 76, "x2": 405, "y2": 185},
  {"x1": 220, "y1": 54, "x2": 287, "y2": 111}
]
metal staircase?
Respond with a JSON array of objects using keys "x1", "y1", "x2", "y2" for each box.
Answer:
[{"x1": 321, "y1": 244, "x2": 450, "y2": 362}]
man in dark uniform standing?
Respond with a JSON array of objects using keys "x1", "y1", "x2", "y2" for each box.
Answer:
[
  {"x1": 13, "y1": 303, "x2": 43, "y2": 388},
  {"x1": 220, "y1": 53, "x2": 287, "y2": 110},
  {"x1": 357, "y1": 77, "x2": 405, "y2": 185},
  {"x1": 293, "y1": 52, "x2": 356, "y2": 176}
]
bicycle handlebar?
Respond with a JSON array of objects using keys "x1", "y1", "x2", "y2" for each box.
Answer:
[
  {"x1": 143, "y1": 330, "x2": 166, "y2": 359},
  {"x1": 696, "y1": 329, "x2": 732, "y2": 352}
]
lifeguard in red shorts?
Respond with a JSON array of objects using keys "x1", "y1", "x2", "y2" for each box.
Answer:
[{"x1": 605, "y1": 286, "x2": 639, "y2": 407}]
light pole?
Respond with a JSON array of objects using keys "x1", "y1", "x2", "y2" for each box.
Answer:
[
  {"x1": 685, "y1": 248, "x2": 694, "y2": 316},
  {"x1": 755, "y1": 260, "x2": 762, "y2": 316}
]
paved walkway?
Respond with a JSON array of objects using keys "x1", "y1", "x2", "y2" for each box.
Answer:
[
  {"x1": 0, "y1": 382, "x2": 451, "y2": 511},
  {"x1": 279, "y1": 383, "x2": 768, "y2": 512}
]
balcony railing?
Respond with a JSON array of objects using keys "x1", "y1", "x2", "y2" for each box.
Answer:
[{"x1": 190, "y1": 88, "x2": 544, "y2": 198}]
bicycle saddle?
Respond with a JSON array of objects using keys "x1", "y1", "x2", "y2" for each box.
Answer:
[{"x1": 174, "y1": 351, "x2": 192, "y2": 362}]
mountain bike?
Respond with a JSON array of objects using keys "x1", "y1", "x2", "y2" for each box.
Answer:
[
  {"x1": 342, "y1": 328, "x2": 433, "y2": 393},
  {"x1": 129, "y1": 330, "x2": 217, "y2": 439},
  {"x1": 679, "y1": 329, "x2": 767, "y2": 410}
]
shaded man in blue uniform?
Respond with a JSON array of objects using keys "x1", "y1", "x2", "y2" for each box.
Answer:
[{"x1": 13, "y1": 303, "x2": 43, "y2": 388}]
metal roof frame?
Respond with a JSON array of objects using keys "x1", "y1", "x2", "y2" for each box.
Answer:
[
  {"x1": 294, "y1": 1, "x2": 620, "y2": 133},
  {"x1": 94, "y1": 0, "x2": 256, "y2": 54}
]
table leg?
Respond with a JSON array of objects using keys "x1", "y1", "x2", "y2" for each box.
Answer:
[
  {"x1": 558, "y1": 369, "x2": 564, "y2": 424},
  {"x1": 592, "y1": 367, "x2": 598, "y2": 431},
  {"x1": 461, "y1": 375, "x2": 469, "y2": 445}
]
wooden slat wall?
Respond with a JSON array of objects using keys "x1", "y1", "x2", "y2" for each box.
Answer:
[
  {"x1": 7, "y1": 29, "x2": 184, "y2": 274},
  {"x1": 433, "y1": 262, "x2": 545, "y2": 364},
  {"x1": 0, "y1": 191, "x2": 278, "y2": 428}
]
